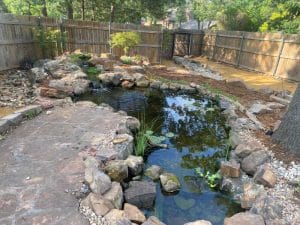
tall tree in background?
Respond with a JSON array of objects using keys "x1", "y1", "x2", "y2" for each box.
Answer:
[{"x1": 41, "y1": 0, "x2": 47, "y2": 17}]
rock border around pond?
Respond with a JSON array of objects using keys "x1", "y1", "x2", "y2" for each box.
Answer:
[{"x1": 6, "y1": 54, "x2": 297, "y2": 225}]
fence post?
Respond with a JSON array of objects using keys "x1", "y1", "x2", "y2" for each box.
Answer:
[
  {"x1": 211, "y1": 32, "x2": 218, "y2": 60},
  {"x1": 59, "y1": 17, "x2": 66, "y2": 53},
  {"x1": 236, "y1": 32, "x2": 245, "y2": 66},
  {"x1": 273, "y1": 34, "x2": 285, "y2": 76}
]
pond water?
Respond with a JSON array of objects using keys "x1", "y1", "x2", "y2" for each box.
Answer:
[{"x1": 76, "y1": 88, "x2": 241, "y2": 225}]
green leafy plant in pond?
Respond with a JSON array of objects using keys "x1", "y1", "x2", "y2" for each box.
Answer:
[
  {"x1": 110, "y1": 31, "x2": 141, "y2": 56},
  {"x1": 32, "y1": 26, "x2": 67, "y2": 58},
  {"x1": 134, "y1": 114, "x2": 161, "y2": 157},
  {"x1": 195, "y1": 167, "x2": 222, "y2": 188}
]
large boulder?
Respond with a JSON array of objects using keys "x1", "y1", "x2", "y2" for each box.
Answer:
[
  {"x1": 105, "y1": 160, "x2": 128, "y2": 182},
  {"x1": 124, "y1": 203, "x2": 146, "y2": 224},
  {"x1": 89, "y1": 57, "x2": 114, "y2": 71},
  {"x1": 145, "y1": 165, "x2": 163, "y2": 180},
  {"x1": 133, "y1": 73, "x2": 149, "y2": 87},
  {"x1": 160, "y1": 173, "x2": 181, "y2": 193},
  {"x1": 254, "y1": 165, "x2": 277, "y2": 188},
  {"x1": 99, "y1": 72, "x2": 123, "y2": 86},
  {"x1": 103, "y1": 182, "x2": 124, "y2": 209},
  {"x1": 124, "y1": 181, "x2": 156, "y2": 209},
  {"x1": 224, "y1": 212, "x2": 265, "y2": 225},
  {"x1": 241, "y1": 150, "x2": 270, "y2": 175}
]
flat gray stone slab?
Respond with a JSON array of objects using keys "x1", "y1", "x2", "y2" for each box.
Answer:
[{"x1": 0, "y1": 104, "x2": 126, "y2": 225}]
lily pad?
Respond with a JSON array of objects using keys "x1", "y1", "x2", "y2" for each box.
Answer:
[
  {"x1": 165, "y1": 132, "x2": 175, "y2": 138},
  {"x1": 147, "y1": 135, "x2": 166, "y2": 145},
  {"x1": 174, "y1": 196, "x2": 195, "y2": 210}
]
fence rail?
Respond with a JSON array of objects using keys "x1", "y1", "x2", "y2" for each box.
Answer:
[{"x1": 0, "y1": 14, "x2": 162, "y2": 71}]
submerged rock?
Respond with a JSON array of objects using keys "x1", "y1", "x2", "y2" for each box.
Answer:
[
  {"x1": 174, "y1": 196, "x2": 195, "y2": 210},
  {"x1": 159, "y1": 172, "x2": 181, "y2": 192},
  {"x1": 145, "y1": 165, "x2": 163, "y2": 180}
]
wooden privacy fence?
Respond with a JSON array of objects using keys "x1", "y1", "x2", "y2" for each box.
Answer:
[
  {"x1": 201, "y1": 31, "x2": 300, "y2": 82},
  {"x1": 0, "y1": 13, "x2": 162, "y2": 71}
]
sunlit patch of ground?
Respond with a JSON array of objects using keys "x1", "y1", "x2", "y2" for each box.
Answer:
[
  {"x1": 162, "y1": 57, "x2": 297, "y2": 94},
  {"x1": 0, "y1": 107, "x2": 15, "y2": 118}
]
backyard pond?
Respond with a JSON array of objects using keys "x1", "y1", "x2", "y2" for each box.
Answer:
[{"x1": 76, "y1": 87, "x2": 242, "y2": 225}]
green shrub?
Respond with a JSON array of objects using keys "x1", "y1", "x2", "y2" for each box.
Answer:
[
  {"x1": 120, "y1": 55, "x2": 134, "y2": 64},
  {"x1": 86, "y1": 66, "x2": 100, "y2": 80},
  {"x1": 32, "y1": 27, "x2": 67, "y2": 58},
  {"x1": 110, "y1": 32, "x2": 141, "y2": 56}
]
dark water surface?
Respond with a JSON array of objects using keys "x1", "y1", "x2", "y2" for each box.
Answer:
[{"x1": 76, "y1": 88, "x2": 241, "y2": 225}]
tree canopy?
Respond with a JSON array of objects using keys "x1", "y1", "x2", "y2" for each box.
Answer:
[{"x1": 191, "y1": 0, "x2": 300, "y2": 33}]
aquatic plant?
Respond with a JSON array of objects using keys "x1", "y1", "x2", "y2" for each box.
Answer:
[{"x1": 195, "y1": 167, "x2": 222, "y2": 188}]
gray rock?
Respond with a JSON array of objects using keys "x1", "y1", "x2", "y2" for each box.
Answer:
[
  {"x1": 254, "y1": 165, "x2": 277, "y2": 188},
  {"x1": 124, "y1": 181, "x2": 156, "y2": 209},
  {"x1": 249, "y1": 103, "x2": 272, "y2": 115},
  {"x1": 0, "y1": 119, "x2": 10, "y2": 134},
  {"x1": 105, "y1": 160, "x2": 128, "y2": 182},
  {"x1": 145, "y1": 165, "x2": 163, "y2": 180},
  {"x1": 14, "y1": 105, "x2": 42, "y2": 117},
  {"x1": 103, "y1": 182, "x2": 124, "y2": 209},
  {"x1": 184, "y1": 220, "x2": 212, "y2": 225},
  {"x1": 113, "y1": 134, "x2": 134, "y2": 160},
  {"x1": 180, "y1": 85, "x2": 197, "y2": 94},
  {"x1": 250, "y1": 195, "x2": 284, "y2": 222},
  {"x1": 241, "y1": 150, "x2": 270, "y2": 175},
  {"x1": 125, "y1": 155, "x2": 144, "y2": 176},
  {"x1": 105, "y1": 209, "x2": 130, "y2": 225},
  {"x1": 224, "y1": 212, "x2": 265, "y2": 225},
  {"x1": 133, "y1": 73, "x2": 149, "y2": 87},
  {"x1": 142, "y1": 216, "x2": 166, "y2": 225},
  {"x1": 124, "y1": 203, "x2": 146, "y2": 224},
  {"x1": 31, "y1": 67, "x2": 48, "y2": 82},
  {"x1": 235, "y1": 141, "x2": 263, "y2": 159},
  {"x1": 1, "y1": 113, "x2": 23, "y2": 126},
  {"x1": 241, "y1": 182, "x2": 265, "y2": 209},
  {"x1": 85, "y1": 162, "x2": 112, "y2": 194},
  {"x1": 99, "y1": 72, "x2": 123, "y2": 86},
  {"x1": 159, "y1": 173, "x2": 181, "y2": 193},
  {"x1": 266, "y1": 102, "x2": 285, "y2": 109},
  {"x1": 228, "y1": 131, "x2": 242, "y2": 148},
  {"x1": 150, "y1": 81, "x2": 162, "y2": 89},
  {"x1": 130, "y1": 65, "x2": 145, "y2": 73},
  {"x1": 220, "y1": 160, "x2": 240, "y2": 178},
  {"x1": 160, "y1": 83, "x2": 169, "y2": 90},
  {"x1": 87, "y1": 193, "x2": 114, "y2": 216},
  {"x1": 126, "y1": 117, "x2": 140, "y2": 132}
]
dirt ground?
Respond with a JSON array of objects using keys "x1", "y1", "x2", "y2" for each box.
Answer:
[
  {"x1": 164, "y1": 57, "x2": 297, "y2": 93},
  {"x1": 148, "y1": 60, "x2": 299, "y2": 163}
]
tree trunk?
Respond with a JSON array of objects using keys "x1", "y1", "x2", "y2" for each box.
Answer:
[
  {"x1": 0, "y1": 0, "x2": 8, "y2": 12},
  {"x1": 272, "y1": 85, "x2": 300, "y2": 155},
  {"x1": 41, "y1": 0, "x2": 48, "y2": 17},
  {"x1": 81, "y1": 0, "x2": 85, "y2": 20},
  {"x1": 65, "y1": 0, "x2": 73, "y2": 20}
]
